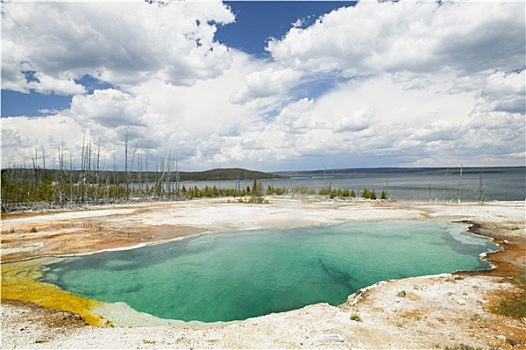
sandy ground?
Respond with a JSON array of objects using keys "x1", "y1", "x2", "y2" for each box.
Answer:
[{"x1": 1, "y1": 198, "x2": 525, "y2": 349}]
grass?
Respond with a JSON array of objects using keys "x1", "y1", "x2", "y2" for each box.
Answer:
[
  {"x1": 491, "y1": 293, "x2": 526, "y2": 319},
  {"x1": 443, "y1": 344, "x2": 483, "y2": 350},
  {"x1": 490, "y1": 276, "x2": 526, "y2": 319},
  {"x1": 397, "y1": 290, "x2": 407, "y2": 297}
]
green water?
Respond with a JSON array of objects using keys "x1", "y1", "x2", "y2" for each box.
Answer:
[{"x1": 40, "y1": 220, "x2": 496, "y2": 322}]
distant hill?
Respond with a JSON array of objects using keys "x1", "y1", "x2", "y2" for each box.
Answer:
[
  {"x1": 273, "y1": 166, "x2": 525, "y2": 177},
  {"x1": 1, "y1": 167, "x2": 282, "y2": 183},
  {"x1": 179, "y1": 168, "x2": 282, "y2": 181}
]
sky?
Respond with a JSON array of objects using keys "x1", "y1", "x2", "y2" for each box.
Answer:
[{"x1": 1, "y1": 0, "x2": 525, "y2": 172}]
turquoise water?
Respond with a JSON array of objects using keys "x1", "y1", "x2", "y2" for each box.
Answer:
[{"x1": 40, "y1": 220, "x2": 496, "y2": 322}]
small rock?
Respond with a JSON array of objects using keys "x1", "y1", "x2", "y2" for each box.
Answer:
[{"x1": 497, "y1": 335, "x2": 507, "y2": 341}]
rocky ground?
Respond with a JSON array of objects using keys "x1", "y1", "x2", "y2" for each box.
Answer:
[{"x1": 1, "y1": 199, "x2": 525, "y2": 349}]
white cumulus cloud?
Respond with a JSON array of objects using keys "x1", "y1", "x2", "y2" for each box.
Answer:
[
  {"x1": 230, "y1": 67, "x2": 302, "y2": 104},
  {"x1": 267, "y1": 1, "x2": 524, "y2": 76},
  {"x1": 2, "y1": 1, "x2": 235, "y2": 93}
]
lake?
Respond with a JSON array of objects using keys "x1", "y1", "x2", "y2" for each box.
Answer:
[{"x1": 179, "y1": 167, "x2": 525, "y2": 202}]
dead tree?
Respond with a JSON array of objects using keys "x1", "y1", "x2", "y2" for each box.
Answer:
[
  {"x1": 124, "y1": 126, "x2": 129, "y2": 200},
  {"x1": 477, "y1": 171, "x2": 487, "y2": 204},
  {"x1": 457, "y1": 164, "x2": 463, "y2": 204}
]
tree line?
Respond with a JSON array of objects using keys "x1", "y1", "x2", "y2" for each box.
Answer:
[
  {"x1": 0, "y1": 166, "x2": 279, "y2": 213},
  {"x1": 180, "y1": 182, "x2": 386, "y2": 201},
  {"x1": 1, "y1": 166, "x2": 387, "y2": 213}
]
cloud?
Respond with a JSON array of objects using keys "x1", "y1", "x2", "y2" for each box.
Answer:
[
  {"x1": 267, "y1": 1, "x2": 524, "y2": 76},
  {"x1": 29, "y1": 72, "x2": 86, "y2": 96},
  {"x1": 273, "y1": 98, "x2": 317, "y2": 134},
  {"x1": 1, "y1": 1, "x2": 524, "y2": 171},
  {"x1": 1, "y1": 1, "x2": 235, "y2": 93},
  {"x1": 478, "y1": 71, "x2": 526, "y2": 114},
  {"x1": 335, "y1": 105, "x2": 374, "y2": 132},
  {"x1": 230, "y1": 67, "x2": 302, "y2": 104},
  {"x1": 1, "y1": 115, "x2": 84, "y2": 168},
  {"x1": 68, "y1": 89, "x2": 149, "y2": 129},
  {"x1": 292, "y1": 18, "x2": 305, "y2": 28}
]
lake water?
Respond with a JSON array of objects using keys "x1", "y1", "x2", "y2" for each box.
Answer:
[
  {"x1": 40, "y1": 220, "x2": 496, "y2": 322},
  {"x1": 179, "y1": 167, "x2": 525, "y2": 202}
]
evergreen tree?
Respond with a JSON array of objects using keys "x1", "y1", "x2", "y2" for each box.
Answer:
[
  {"x1": 251, "y1": 179, "x2": 265, "y2": 203},
  {"x1": 319, "y1": 185, "x2": 332, "y2": 196}
]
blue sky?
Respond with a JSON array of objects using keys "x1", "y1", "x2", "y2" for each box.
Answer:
[
  {"x1": 1, "y1": 0, "x2": 525, "y2": 171},
  {"x1": 216, "y1": 1, "x2": 356, "y2": 57},
  {"x1": 2, "y1": 74, "x2": 114, "y2": 116}
]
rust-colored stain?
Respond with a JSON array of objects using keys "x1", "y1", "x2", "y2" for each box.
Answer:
[{"x1": 1, "y1": 221, "x2": 204, "y2": 262}]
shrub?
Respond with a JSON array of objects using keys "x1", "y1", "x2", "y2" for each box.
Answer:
[
  {"x1": 350, "y1": 313, "x2": 362, "y2": 322},
  {"x1": 491, "y1": 294, "x2": 526, "y2": 319},
  {"x1": 318, "y1": 186, "x2": 332, "y2": 196}
]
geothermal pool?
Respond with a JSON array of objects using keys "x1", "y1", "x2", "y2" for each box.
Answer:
[{"x1": 40, "y1": 220, "x2": 496, "y2": 322}]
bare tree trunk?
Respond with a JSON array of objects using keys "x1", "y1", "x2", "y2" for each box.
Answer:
[
  {"x1": 125, "y1": 126, "x2": 129, "y2": 200},
  {"x1": 113, "y1": 153, "x2": 117, "y2": 201},
  {"x1": 175, "y1": 157, "x2": 180, "y2": 200},
  {"x1": 69, "y1": 153, "x2": 74, "y2": 206},
  {"x1": 138, "y1": 154, "x2": 143, "y2": 200},
  {"x1": 80, "y1": 131, "x2": 86, "y2": 204},
  {"x1": 145, "y1": 151, "x2": 149, "y2": 199},
  {"x1": 477, "y1": 171, "x2": 487, "y2": 204},
  {"x1": 167, "y1": 149, "x2": 172, "y2": 199},
  {"x1": 59, "y1": 141, "x2": 65, "y2": 206},
  {"x1": 86, "y1": 138, "x2": 91, "y2": 204},
  {"x1": 442, "y1": 167, "x2": 449, "y2": 203},
  {"x1": 95, "y1": 138, "x2": 101, "y2": 204},
  {"x1": 153, "y1": 156, "x2": 166, "y2": 198},
  {"x1": 32, "y1": 139, "x2": 39, "y2": 197},
  {"x1": 457, "y1": 164, "x2": 463, "y2": 204},
  {"x1": 129, "y1": 143, "x2": 138, "y2": 200},
  {"x1": 41, "y1": 146, "x2": 46, "y2": 173}
]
